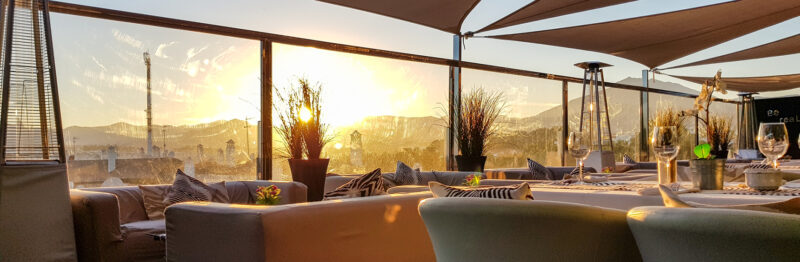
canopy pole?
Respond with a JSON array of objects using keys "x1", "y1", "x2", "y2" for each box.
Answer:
[
  {"x1": 447, "y1": 34, "x2": 461, "y2": 171},
  {"x1": 639, "y1": 70, "x2": 650, "y2": 161}
]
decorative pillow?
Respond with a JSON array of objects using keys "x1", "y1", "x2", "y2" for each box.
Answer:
[
  {"x1": 527, "y1": 158, "x2": 553, "y2": 180},
  {"x1": 658, "y1": 184, "x2": 800, "y2": 215},
  {"x1": 429, "y1": 181, "x2": 534, "y2": 200},
  {"x1": 166, "y1": 169, "x2": 216, "y2": 205},
  {"x1": 393, "y1": 161, "x2": 420, "y2": 185},
  {"x1": 139, "y1": 185, "x2": 170, "y2": 220},
  {"x1": 324, "y1": 168, "x2": 386, "y2": 200},
  {"x1": 623, "y1": 154, "x2": 638, "y2": 168},
  {"x1": 566, "y1": 166, "x2": 597, "y2": 179}
]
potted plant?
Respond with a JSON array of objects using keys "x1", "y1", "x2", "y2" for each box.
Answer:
[
  {"x1": 453, "y1": 88, "x2": 505, "y2": 172},
  {"x1": 707, "y1": 116, "x2": 733, "y2": 159},
  {"x1": 680, "y1": 70, "x2": 733, "y2": 159},
  {"x1": 276, "y1": 78, "x2": 331, "y2": 201},
  {"x1": 689, "y1": 144, "x2": 724, "y2": 190}
]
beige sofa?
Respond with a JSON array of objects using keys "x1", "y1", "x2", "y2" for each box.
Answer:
[
  {"x1": 165, "y1": 192, "x2": 436, "y2": 262},
  {"x1": 70, "y1": 181, "x2": 307, "y2": 262}
]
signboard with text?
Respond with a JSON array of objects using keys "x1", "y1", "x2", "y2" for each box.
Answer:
[{"x1": 754, "y1": 96, "x2": 800, "y2": 159}]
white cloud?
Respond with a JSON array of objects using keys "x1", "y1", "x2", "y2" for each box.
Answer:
[
  {"x1": 111, "y1": 28, "x2": 143, "y2": 49},
  {"x1": 73, "y1": 80, "x2": 104, "y2": 104},
  {"x1": 91, "y1": 56, "x2": 107, "y2": 71},
  {"x1": 155, "y1": 41, "x2": 176, "y2": 58}
]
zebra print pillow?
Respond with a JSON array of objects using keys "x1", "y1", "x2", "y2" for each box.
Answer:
[
  {"x1": 567, "y1": 166, "x2": 596, "y2": 179},
  {"x1": 165, "y1": 169, "x2": 215, "y2": 205},
  {"x1": 527, "y1": 158, "x2": 554, "y2": 180},
  {"x1": 623, "y1": 154, "x2": 638, "y2": 165},
  {"x1": 429, "y1": 181, "x2": 534, "y2": 200},
  {"x1": 324, "y1": 168, "x2": 386, "y2": 200}
]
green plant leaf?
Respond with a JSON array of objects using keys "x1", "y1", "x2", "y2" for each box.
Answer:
[{"x1": 693, "y1": 144, "x2": 711, "y2": 159}]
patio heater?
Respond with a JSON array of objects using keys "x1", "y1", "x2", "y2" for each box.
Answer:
[
  {"x1": 575, "y1": 62, "x2": 615, "y2": 171},
  {"x1": 737, "y1": 93, "x2": 758, "y2": 157},
  {"x1": 0, "y1": 0, "x2": 76, "y2": 260}
]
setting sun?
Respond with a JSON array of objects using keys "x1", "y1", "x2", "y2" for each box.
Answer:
[{"x1": 299, "y1": 107, "x2": 312, "y2": 122}]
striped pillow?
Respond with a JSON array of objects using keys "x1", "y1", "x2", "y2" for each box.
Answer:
[
  {"x1": 324, "y1": 168, "x2": 386, "y2": 200},
  {"x1": 527, "y1": 158, "x2": 553, "y2": 180},
  {"x1": 165, "y1": 169, "x2": 215, "y2": 205},
  {"x1": 567, "y1": 166, "x2": 596, "y2": 179},
  {"x1": 429, "y1": 181, "x2": 533, "y2": 200},
  {"x1": 623, "y1": 154, "x2": 638, "y2": 166}
]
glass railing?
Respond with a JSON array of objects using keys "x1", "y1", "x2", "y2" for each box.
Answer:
[{"x1": 45, "y1": 5, "x2": 742, "y2": 187}]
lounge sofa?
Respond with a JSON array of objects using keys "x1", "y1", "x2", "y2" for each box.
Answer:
[
  {"x1": 324, "y1": 171, "x2": 485, "y2": 193},
  {"x1": 69, "y1": 180, "x2": 307, "y2": 262},
  {"x1": 166, "y1": 191, "x2": 436, "y2": 262}
]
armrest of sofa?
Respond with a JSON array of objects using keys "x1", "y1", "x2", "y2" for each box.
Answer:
[
  {"x1": 167, "y1": 192, "x2": 436, "y2": 262},
  {"x1": 69, "y1": 189, "x2": 124, "y2": 261},
  {"x1": 242, "y1": 180, "x2": 307, "y2": 204},
  {"x1": 166, "y1": 202, "x2": 274, "y2": 262}
]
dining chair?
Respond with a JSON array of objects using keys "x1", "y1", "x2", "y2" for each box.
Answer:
[
  {"x1": 418, "y1": 198, "x2": 642, "y2": 262},
  {"x1": 627, "y1": 206, "x2": 800, "y2": 262}
]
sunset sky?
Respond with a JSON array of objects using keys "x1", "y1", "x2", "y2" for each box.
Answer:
[{"x1": 50, "y1": 0, "x2": 800, "y2": 128}]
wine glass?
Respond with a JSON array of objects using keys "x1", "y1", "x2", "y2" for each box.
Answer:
[
  {"x1": 651, "y1": 126, "x2": 680, "y2": 167},
  {"x1": 568, "y1": 131, "x2": 591, "y2": 181},
  {"x1": 757, "y1": 122, "x2": 789, "y2": 168}
]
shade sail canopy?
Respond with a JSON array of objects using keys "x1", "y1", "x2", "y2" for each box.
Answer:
[
  {"x1": 317, "y1": 0, "x2": 480, "y2": 34},
  {"x1": 490, "y1": 0, "x2": 800, "y2": 69},
  {"x1": 476, "y1": 0, "x2": 634, "y2": 33},
  {"x1": 664, "y1": 33, "x2": 800, "y2": 69},
  {"x1": 667, "y1": 73, "x2": 800, "y2": 93}
]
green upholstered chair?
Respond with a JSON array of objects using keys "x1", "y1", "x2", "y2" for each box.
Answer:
[
  {"x1": 418, "y1": 198, "x2": 641, "y2": 262},
  {"x1": 627, "y1": 206, "x2": 800, "y2": 262}
]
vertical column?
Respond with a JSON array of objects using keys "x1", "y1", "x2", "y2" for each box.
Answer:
[
  {"x1": 561, "y1": 80, "x2": 568, "y2": 166},
  {"x1": 639, "y1": 70, "x2": 649, "y2": 161},
  {"x1": 43, "y1": 0, "x2": 65, "y2": 162},
  {"x1": 0, "y1": 0, "x2": 16, "y2": 163},
  {"x1": 260, "y1": 40, "x2": 272, "y2": 180},
  {"x1": 446, "y1": 35, "x2": 461, "y2": 171}
]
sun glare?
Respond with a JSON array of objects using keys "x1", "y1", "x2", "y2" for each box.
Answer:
[{"x1": 299, "y1": 107, "x2": 312, "y2": 122}]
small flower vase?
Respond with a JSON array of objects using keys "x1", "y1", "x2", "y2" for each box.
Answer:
[{"x1": 657, "y1": 159, "x2": 677, "y2": 184}]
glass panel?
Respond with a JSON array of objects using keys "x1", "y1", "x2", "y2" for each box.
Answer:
[
  {"x1": 51, "y1": 15, "x2": 261, "y2": 188},
  {"x1": 649, "y1": 93, "x2": 697, "y2": 161},
  {"x1": 568, "y1": 83, "x2": 641, "y2": 164},
  {"x1": 271, "y1": 43, "x2": 448, "y2": 180},
  {"x1": 461, "y1": 69, "x2": 563, "y2": 168}
]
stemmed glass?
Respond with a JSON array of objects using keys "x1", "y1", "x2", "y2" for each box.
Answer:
[
  {"x1": 652, "y1": 126, "x2": 680, "y2": 168},
  {"x1": 757, "y1": 122, "x2": 789, "y2": 168},
  {"x1": 567, "y1": 131, "x2": 591, "y2": 181}
]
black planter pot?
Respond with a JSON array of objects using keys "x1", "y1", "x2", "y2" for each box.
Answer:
[
  {"x1": 455, "y1": 155, "x2": 487, "y2": 172},
  {"x1": 711, "y1": 150, "x2": 729, "y2": 159},
  {"x1": 288, "y1": 158, "x2": 329, "y2": 201}
]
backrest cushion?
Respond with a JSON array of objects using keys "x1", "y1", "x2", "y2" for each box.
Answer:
[
  {"x1": 429, "y1": 181, "x2": 533, "y2": 200},
  {"x1": 84, "y1": 186, "x2": 148, "y2": 224},
  {"x1": 225, "y1": 181, "x2": 253, "y2": 204},
  {"x1": 139, "y1": 185, "x2": 171, "y2": 220}
]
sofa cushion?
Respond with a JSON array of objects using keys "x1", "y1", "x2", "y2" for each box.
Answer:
[
  {"x1": 84, "y1": 186, "x2": 148, "y2": 224},
  {"x1": 324, "y1": 168, "x2": 386, "y2": 199},
  {"x1": 224, "y1": 181, "x2": 253, "y2": 204},
  {"x1": 527, "y1": 158, "x2": 554, "y2": 180},
  {"x1": 429, "y1": 181, "x2": 533, "y2": 200},
  {"x1": 120, "y1": 219, "x2": 166, "y2": 261},
  {"x1": 139, "y1": 185, "x2": 170, "y2": 220}
]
